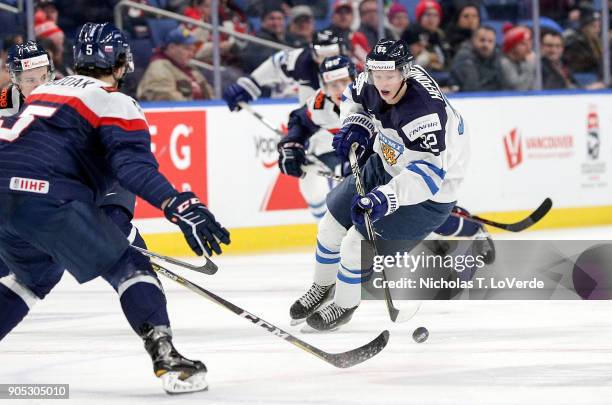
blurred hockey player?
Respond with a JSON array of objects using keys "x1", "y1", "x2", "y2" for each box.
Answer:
[
  {"x1": 224, "y1": 29, "x2": 346, "y2": 218},
  {"x1": 0, "y1": 41, "x2": 55, "y2": 281},
  {"x1": 0, "y1": 41, "x2": 54, "y2": 116},
  {"x1": 290, "y1": 39, "x2": 475, "y2": 331},
  {"x1": 277, "y1": 55, "x2": 355, "y2": 218},
  {"x1": 222, "y1": 29, "x2": 345, "y2": 109},
  {"x1": 0, "y1": 23, "x2": 230, "y2": 393}
]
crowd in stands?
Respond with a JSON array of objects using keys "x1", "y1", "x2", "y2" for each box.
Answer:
[{"x1": 1, "y1": 0, "x2": 610, "y2": 102}]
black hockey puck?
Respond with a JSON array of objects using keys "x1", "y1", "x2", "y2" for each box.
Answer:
[{"x1": 412, "y1": 327, "x2": 429, "y2": 343}]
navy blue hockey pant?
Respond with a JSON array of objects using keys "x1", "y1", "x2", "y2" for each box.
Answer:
[{"x1": 0, "y1": 192, "x2": 169, "y2": 341}]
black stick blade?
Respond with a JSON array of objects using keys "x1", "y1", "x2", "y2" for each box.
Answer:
[
  {"x1": 503, "y1": 197, "x2": 553, "y2": 232},
  {"x1": 322, "y1": 330, "x2": 390, "y2": 368},
  {"x1": 457, "y1": 198, "x2": 553, "y2": 233}
]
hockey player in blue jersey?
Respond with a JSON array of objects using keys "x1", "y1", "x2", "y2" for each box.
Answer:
[
  {"x1": 0, "y1": 23, "x2": 230, "y2": 393},
  {"x1": 290, "y1": 39, "x2": 473, "y2": 331}
]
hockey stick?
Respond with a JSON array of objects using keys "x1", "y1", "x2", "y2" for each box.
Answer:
[
  {"x1": 239, "y1": 101, "x2": 284, "y2": 137},
  {"x1": 348, "y1": 144, "x2": 418, "y2": 323},
  {"x1": 450, "y1": 198, "x2": 553, "y2": 232},
  {"x1": 150, "y1": 261, "x2": 390, "y2": 368},
  {"x1": 239, "y1": 101, "x2": 344, "y2": 183},
  {"x1": 131, "y1": 245, "x2": 218, "y2": 275}
]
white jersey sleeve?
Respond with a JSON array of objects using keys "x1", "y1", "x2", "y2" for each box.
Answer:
[{"x1": 250, "y1": 48, "x2": 301, "y2": 89}]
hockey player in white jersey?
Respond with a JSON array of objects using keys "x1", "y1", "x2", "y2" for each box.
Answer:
[
  {"x1": 290, "y1": 39, "x2": 471, "y2": 331},
  {"x1": 277, "y1": 55, "x2": 355, "y2": 218},
  {"x1": 224, "y1": 29, "x2": 347, "y2": 218},
  {"x1": 223, "y1": 29, "x2": 345, "y2": 109}
]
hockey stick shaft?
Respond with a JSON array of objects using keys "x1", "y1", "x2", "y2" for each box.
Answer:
[
  {"x1": 131, "y1": 245, "x2": 218, "y2": 275},
  {"x1": 240, "y1": 101, "x2": 345, "y2": 183},
  {"x1": 239, "y1": 101, "x2": 284, "y2": 137},
  {"x1": 150, "y1": 261, "x2": 389, "y2": 368},
  {"x1": 348, "y1": 144, "x2": 406, "y2": 323},
  {"x1": 450, "y1": 198, "x2": 553, "y2": 232}
]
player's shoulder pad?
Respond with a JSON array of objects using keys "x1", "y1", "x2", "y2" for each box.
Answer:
[
  {"x1": 101, "y1": 91, "x2": 146, "y2": 121},
  {"x1": 401, "y1": 111, "x2": 444, "y2": 142},
  {"x1": 408, "y1": 65, "x2": 445, "y2": 104}
]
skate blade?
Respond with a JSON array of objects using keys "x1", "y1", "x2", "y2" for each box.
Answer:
[
  {"x1": 300, "y1": 324, "x2": 341, "y2": 334},
  {"x1": 161, "y1": 371, "x2": 208, "y2": 394}
]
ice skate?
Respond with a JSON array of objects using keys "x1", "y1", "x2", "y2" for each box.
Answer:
[
  {"x1": 290, "y1": 283, "x2": 335, "y2": 325},
  {"x1": 142, "y1": 326, "x2": 208, "y2": 394},
  {"x1": 303, "y1": 302, "x2": 357, "y2": 332}
]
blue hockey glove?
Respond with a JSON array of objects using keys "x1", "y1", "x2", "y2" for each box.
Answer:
[
  {"x1": 332, "y1": 112, "x2": 376, "y2": 160},
  {"x1": 278, "y1": 141, "x2": 306, "y2": 177},
  {"x1": 350, "y1": 187, "x2": 397, "y2": 226},
  {"x1": 222, "y1": 77, "x2": 262, "y2": 111},
  {"x1": 164, "y1": 192, "x2": 230, "y2": 256}
]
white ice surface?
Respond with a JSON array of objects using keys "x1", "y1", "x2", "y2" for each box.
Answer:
[{"x1": 3, "y1": 227, "x2": 612, "y2": 404}]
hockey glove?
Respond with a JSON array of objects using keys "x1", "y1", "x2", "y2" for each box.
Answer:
[
  {"x1": 278, "y1": 141, "x2": 306, "y2": 177},
  {"x1": 332, "y1": 112, "x2": 376, "y2": 160},
  {"x1": 350, "y1": 187, "x2": 398, "y2": 226},
  {"x1": 164, "y1": 192, "x2": 230, "y2": 256},
  {"x1": 222, "y1": 77, "x2": 262, "y2": 111}
]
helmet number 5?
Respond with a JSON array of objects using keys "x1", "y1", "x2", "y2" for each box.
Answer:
[
  {"x1": 85, "y1": 44, "x2": 93, "y2": 55},
  {"x1": 0, "y1": 105, "x2": 58, "y2": 142}
]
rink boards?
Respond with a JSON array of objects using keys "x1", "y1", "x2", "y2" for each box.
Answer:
[{"x1": 132, "y1": 90, "x2": 612, "y2": 255}]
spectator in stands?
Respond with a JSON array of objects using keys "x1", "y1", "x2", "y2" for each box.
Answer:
[
  {"x1": 246, "y1": 0, "x2": 328, "y2": 19},
  {"x1": 403, "y1": 24, "x2": 427, "y2": 62},
  {"x1": 286, "y1": 5, "x2": 315, "y2": 47},
  {"x1": 449, "y1": 25, "x2": 506, "y2": 91},
  {"x1": 541, "y1": 30, "x2": 577, "y2": 89},
  {"x1": 34, "y1": 10, "x2": 65, "y2": 70},
  {"x1": 137, "y1": 27, "x2": 214, "y2": 101},
  {"x1": 36, "y1": 0, "x2": 58, "y2": 23},
  {"x1": 539, "y1": 0, "x2": 575, "y2": 28},
  {"x1": 387, "y1": 3, "x2": 410, "y2": 40},
  {"x1": 563, "y1": 9, "x2": 602, "y2": 78},
  {"x1": 541, "y1": 29, "x2": 605, "y2": 89},
  {"x1": 401, "y1": 0, "x2": 450, "y2": 72},
  {"x1": 241, "y1": 6, "x2": 288, "y2": 73},
  {"x1": 185, "y1": 0, "x2": 238, "y2": 62},
  {"x1": 352, "y1": 0, "x2": 393, "y2": 67},
  {"x1": 445, "y1": 4, "x2": 480, "y2": 59},
  {"x1": 500, "y1": 25, "x2": 536, "y2": 90},
  {"x1": 326, "y1": 0, "x2": 354, "y2": 49}
]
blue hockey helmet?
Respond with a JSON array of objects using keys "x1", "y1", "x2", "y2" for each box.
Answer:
[
  {"x1": 365, "y1": 38, "x2": 414, "y2": 81},
  {"x1": 318, "y1": 55, "x2": 356, "y2": 85},
  {"x1": 6, "y1": 40, "x2": 52, "y2": 73},
  {"x1": 6, "y1": 40, "x2": 54, "y2": 89},
  {"x1": 311, "y1": 29, "x2": 345, "y2": 59},
  {"x1": 73, "y1": 22, "x2": 134, "y2": 75}
]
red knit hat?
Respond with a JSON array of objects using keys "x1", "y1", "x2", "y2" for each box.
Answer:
[
  {"x1": 502, "y1": 25, "x2": 531, "y2": 53},
  {"x1": 388, "y1": 3, "x2": 408, "y2": 20},
  {"x1": 34, "y1": 10, "x2": 62, "y2": 39},
  {"x1": 415, "y1": 0, "x2": 442, "y2": 22}
]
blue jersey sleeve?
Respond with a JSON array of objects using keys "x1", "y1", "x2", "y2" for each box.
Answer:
[{"x1": 99, "y1": 94, "x2": 177, "y2": 209}]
